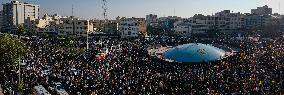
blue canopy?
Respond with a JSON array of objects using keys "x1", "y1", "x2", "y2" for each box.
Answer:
[{"x1": 164, "y1": 43, "x2": 225, "y2": 63}]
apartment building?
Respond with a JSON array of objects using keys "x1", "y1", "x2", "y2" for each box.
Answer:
[
  {"x1": 146, "y1": 14, "x2": 158, "y2": 27},
  {"x1": 0, "y1": 11, "x2": 3, "y2": 31},
  {"x1": 173, "y1": 19, "x2": 192, "y2": 36},
  {"x1": 58, "y1": 16, "x2": 93, "y2": 36},
  {"x1": 90, "y1": 19, "x2": 118, "y2": 34},
  {"x1": 118, "y1": 17, "x2": 146, "y2": 38},
  {"x1": 251, "y1": 5, "x2": 272, "y2": 15},
  {"x1": 2, "y1": 1, "x2": 39, "y2": 32}
]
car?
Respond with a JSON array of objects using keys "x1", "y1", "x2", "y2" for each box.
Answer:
[{"x1": 54, "y1": 82, "x2": 69, "y2": 95}]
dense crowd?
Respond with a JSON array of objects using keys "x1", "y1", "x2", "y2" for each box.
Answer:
[{"x1": 1, "y1": 35, "x2": 284, "y2": 94}]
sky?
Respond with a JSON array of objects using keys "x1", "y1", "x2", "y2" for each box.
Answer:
[{"x1": 1, "y1": 0, "x2": 284, "y2": 19}]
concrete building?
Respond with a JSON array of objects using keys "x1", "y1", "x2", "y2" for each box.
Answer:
[
  {"x1": 0, "y1": 11, "x2": 3, "y2": 31},
  {"x1": 251, "y1": 5, "x2": 272, "y2": 15},
  {"x1": 173, "y1": 19, "x2": 192, "y2": 36},
  {"x1": 146, "y1": 14, "x2": 158, "y2": 26},
  {"x1": 182, "y1": 10, "x2": 245, "y2": 34},
  {"x1": 2, "y1": 1, "x2": 39, "y2": 32},
  {"x1": 118, "y1": 17, "x2": 146, "y2": 38},
  {"x1": 58, "y1": 16, "x2": 94, "y2": 36},
  {"x1": 244, "y1": 15, "x2": 272, "y2": 30},
  {"x1": 26, "y1": 14, "x2": 94, "y2": 36},
  {"x1": 28, "y1": 14, "x2": 65, "y2": 34},
  {"x1": 188, "y1": 14, "x2": 208, "y2": 33},
  {"x1": 214, "y1": 10, "x2": 245, "y2": 31},
  {"x1": 90, "y1": 19, "x2": 118, "y2": 34},
  {"x1": 158, "y1": 16, "x2": 182, "y2": 30}
]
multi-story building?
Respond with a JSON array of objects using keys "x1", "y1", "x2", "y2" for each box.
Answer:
[
  {"x1": 244, "y1": 5, "x2": 273, "y2": 30},
  {"x1": 214, "y1": 10, "x2": 245, "y2": 31},
  {"x1": 188, "y1": 14, "x2": 209, "y2": 33},
  {"x1": 244, "y1": 15, "x2": 267, "y2": 30},
  {"x1": 0, "y1": 10, "x2": 3, "y2": 31},
  {"x1": 180, "y1": 10, "x2": 245, "y2": 34},
  {"x1": 90, "y1": 19, "x2": 118, "y2": 34},
  {"x1": 251, "y1": 5, "x2": 272, "y2": 15},
  {"x1": 146, "y1": 14, "x2": 158, "y2": 27},
  {"x1": 57, "y1": 16, "x2": 94, "y2": 36},
  {"x1": 27, "y1": 14, "x2": 65, "y2": 34},
  {"x1": 2, "y1": 1, "x2": 39, "y2": 32},
  {"x1": 278, "y1": 15, "x2": 284, "y2": 32},
  {"x1": 26, "y1": 14, "x2": 94, "y2": 36},
  {"x1": 173, "y1": 19, "x2": 192, "y2": 36},
  {"x1": 118, "y1": 17, "x2": 146, "y2": 38},
  {"x1": 158, "y1": 16, "x2": 182, "y2": 30}
]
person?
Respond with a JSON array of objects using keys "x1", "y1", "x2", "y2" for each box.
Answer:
[{"x1": 1, "y1": 35, "x2": 284, "y2": 94}]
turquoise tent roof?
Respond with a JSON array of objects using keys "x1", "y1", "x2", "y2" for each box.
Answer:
[{"x1": 164, "y1": 43, "x2": 225, "y2": 63}]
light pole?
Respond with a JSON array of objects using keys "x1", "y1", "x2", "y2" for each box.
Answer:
[
  {"x1": 17, "y1": 25, "x2": 23, "y2": 94},
  {"x1": 87, "y1": 30, "x2": 89, "y2": 51}
]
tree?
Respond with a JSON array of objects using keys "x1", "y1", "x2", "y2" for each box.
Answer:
[
  {"x1": 0, "y1": 34, "x2": 27, "y2": 94},
  {"x1": 0, "y1": 34, "x2": 26, "y2": 66}
]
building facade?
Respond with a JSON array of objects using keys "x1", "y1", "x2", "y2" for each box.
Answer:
[
  {"x1": 26, "y1": 14, "x2": 94, "y2": 36},
  {"x1": 173, "y1": 19, "x2": 192, "y2": 36},
  {"x1": 118, "y1": 17, "x2": 146, "y2": 38},
  {"x1": 28, "y1": 14, "x2": 64, "y2": 34},
  {"x1": 158, "y1": 16, "x2": 182, "y2": 30},
  {"x1": 90, "y1": 19, "x2": 118, "y2": 34},
  {"x1": 188, "y1": 14, "x2": 209, "y2": 33},
  {"x1": 2, "y1": 1, "x2": 39, "y2": 32},
  {"x1": 146, "y1": 14, "x2": 158, "y2": 27},
  {"x1": 251, "y1": 5, "x2": 272, "y2": 15},
  {"x1": 58, "y1": 17, "x2": 93, "y2": 36},
  {"x1": 0, "y1": 10, "x2": 3, "y2": 31},
  {"x1": 214, "y1": 10, "x2": 245, "y2": 32}
]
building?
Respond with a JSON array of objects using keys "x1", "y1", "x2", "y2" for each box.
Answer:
[
  {"x1": 251, "y1": 5, "x2": 272, "y2": 15},
  {"x1": 90, "y1": 19, "x2": 118, "y2": 34},
  {"x1": 245, "y1": 15, "x2": 266, "y2": 30},
  {"x1": 27, "y1": 14, "x2": 65, "y2": 34},
  {"x1": 57, "y1": 16, "x2": 94, "y2": 36},
  {"x1": 158, "y1": 16, "x2": 182, "y2": 30},
  {"x1": 179, "y1": 10, "x2": 246, "y2": 34},
  {"x1": 26, "y1": 14, "x2": 94, "y2": 36},
  {"x1": 173, "y1": 19, "x2": 192, "y2": 36},
  {"x1": 0, "y1": 10, "x2": 3, "y2": 31},
  {"x1": 214, "y1": 10, "x2": 245, "y2": 32},
  {"x1": 146, "y1": 14, "x2": 158, "y2": 26},
  {"x1": 2, "y1": 1, "x2": 39, "y2": 32},
  {"x1": 118, "y1": 17, "x2": 146, "y2": 38},
  {"x1": 188, "y1": 14, "x2": 209, "y2": 33}
]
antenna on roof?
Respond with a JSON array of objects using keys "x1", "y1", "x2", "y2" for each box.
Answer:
[
  {"x1": 174, "y1": 8, "x2": 176, "y2": 16},
  {"x1": 72, "y1": 4, "x2": 74, "y2": 17},
  {"x1": 102, "y1": 0, "x2": 108, "y2": 32},
  {"x1": 279, "y1": 1, "x2": 281, "y2": 14},
  {"x1": 102, "y1": 0, "x2": 108, "y2": 20}
]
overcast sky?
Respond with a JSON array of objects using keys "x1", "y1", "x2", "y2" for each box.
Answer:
[{"x1": 1, "y1": 0, "x2": 284, "y2": 19}]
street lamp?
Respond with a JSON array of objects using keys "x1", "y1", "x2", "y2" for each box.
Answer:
[{"x1": 87, "y1": 28, "x2": 89, "y2": 51}]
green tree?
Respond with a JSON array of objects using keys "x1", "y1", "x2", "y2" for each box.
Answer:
[
  {"x1": 0, "y1": 34, "x2": 27, "y2": 94},
  {"x1": 0, "y1": 34, "x2": 26, "y2": 65}
]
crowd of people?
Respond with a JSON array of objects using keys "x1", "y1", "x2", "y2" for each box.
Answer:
[{"x1": 1, "y1": 35, "x2": 284, "y2": 94}]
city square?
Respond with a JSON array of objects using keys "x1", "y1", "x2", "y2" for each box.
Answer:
[{"x1": 1, "y1": 0, "x2": 284, "y2": 95}]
